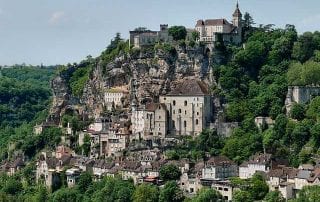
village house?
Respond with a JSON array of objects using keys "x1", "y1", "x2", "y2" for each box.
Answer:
[
  {"x1": 211, "y1": 181, "x2": 240, "y2": 202},
  {"x1": 143, "y1": 103, "x2": 167, "y2": 140},
  {"x1": 131, "y1": 107, "x2": 145, "y2": 141},
  {"x1": 195, "y1": 2, "x2": 242, "y2": 46},
  {"x1": 202, "y1": 156, "x2": 238, "y2": 180},
  {"x1": 160, "y1": 79, "x2": 213, "y2": 136},
  {"x1": 239, "y1": 153, "x2": 272, "y2": 179},
  {"x1": 179, "y1": 161, "x2": 204, "y2": 195},
  {"x1": 66, "y1": 168, "x2": 81, "y2": 187},
  {"x1": 101, "y1": 122, "x2": 130, "y2": 157},
  {"x1": 104, "y1": 86, "x2": 129, "y2": 110}
]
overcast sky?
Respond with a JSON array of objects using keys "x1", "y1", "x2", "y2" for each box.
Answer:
[{"x1": 0, "y1": 0, "x2": 319, "y2": 66}]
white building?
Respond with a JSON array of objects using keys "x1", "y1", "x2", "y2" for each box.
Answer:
[
  {"x1": 160, "y1": 79, "x2": 213, "y2": 136},
  {"x1": 131, "y1": 108, "x2": 145, "y2": 141},
  {"x1": 66, "y1": 168, "x2": 81, "y2": 188},
  {"x1": 195, "y1": 2, "x2": 242, "y2": 45},
  {"x1": 239, "y1": 153, "x2": 272, "y2": 179},
  {"x1": 143, "y1": 103, "x2": 167, "y2": 140},
  {"x1": 202, "y1": 156, "x2": 238, "y2": 180},
  {"x1": 104, "y1": 86, "x2": 129, "y2": 110}
]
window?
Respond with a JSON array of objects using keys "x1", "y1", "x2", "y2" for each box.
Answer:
[
  {"x1": 224, "y1": 188, "x2": 228, "y2": 191},
  {"x1": 196, "y1": 119, "x2": 199, "y2": 125},
  {"x1": 173, "y1": 100, "x2": 176, "y2": 106},
  {"x1": 197, "y1": 112, "x2": 199, "y2": 116},
  {"x1": 159, "y1": 116, "x2": 161, "y2": 119},
  {"x1": 184, "y1": 101, "x2": 187, "y2": 106},
  {"x1": 185, "y1": 110, "x2": 187, "y2": 115},
  {"x1": 218, "y1": 187, "x2": 223, "y2": 190},
  {"x1": 184, "y1": 121, "x2": 187, "y2": 128},
  {"x1": 173, "y1": 110, "x2": 175, "y2": 114},
  {"x1": 179, "y1": 109, "x2": 181, "y2": 113}
]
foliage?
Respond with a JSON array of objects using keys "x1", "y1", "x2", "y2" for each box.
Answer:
[
  {"x1": 264, "y1": 191, "x2": 285, "y2": 202},
  {"x1": 290, "y1": 103, "x2": 305, "y2": 120},
  {"x1": 77, "y1": 172, "x2": 93, "y2": 192},
  {"x1": 133, "y1": 184, "x2": 159, "y2": 202},
  {"x1": 159, "y1": 164, "x2": 181, "y2": 181},
  {"x1": 233, "y1": 190, "x2": 254, "y2": 202},
  {"x1": 293, "y1": 185, "x2": 320, "y2": 202},
  {"x1": 159, "y1": 181, "x2": 184, "y2": 202},
  {"x1": 168, "y1": 26, "x2": 187, "y2": 41},
  {"x1": 191, "y1": 188, "x2": 223, "y2": 202},
  {"x1": 287, "y1": 61, "x2": 320, "y2": 86}
]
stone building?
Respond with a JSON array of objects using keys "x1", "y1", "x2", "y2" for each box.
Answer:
[
  {"x1": 160, "y1": 79, "x2": 212, "y2": 136},
  {"x1": 129, "y1": 24, "x2": 173, "y2": 48},
  {"x1": 239, "y1": 153, "x2": 272, "y2": 179},
  {"x1": 104, "y1": 86, "x2": 129, "y2": 110},
  {"x1": 195, "y1": 2, "x2": 242, "y2": 45},
  {"x1": 143, "y1": 103, "x2": 167, "y2": 140},
  {"x1": 202, "y1": 156, "x2": 238, "y2": 180},
  {"x1": 285, "y1": 86, "x2": 320, "y2": 113}
]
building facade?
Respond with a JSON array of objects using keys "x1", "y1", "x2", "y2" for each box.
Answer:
[
  {"x1": 195, "y1": 2, "x2": 242, "y2": 45},
  {"x1": 160, "y1": 79, "x2": 212, "y2": 136}
]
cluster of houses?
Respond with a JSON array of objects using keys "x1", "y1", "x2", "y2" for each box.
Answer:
[{"x1": 29, "y1": 147, "x2": 320, "y2": 201}]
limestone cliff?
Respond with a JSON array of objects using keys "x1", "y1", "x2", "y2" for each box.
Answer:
[{"x1": 50, "y1": 44, "x2": 219, "y2": 120}]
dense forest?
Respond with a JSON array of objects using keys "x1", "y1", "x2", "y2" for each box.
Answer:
[{"x1": 0, "y1": 66, "x2": 56, "y2": 159}]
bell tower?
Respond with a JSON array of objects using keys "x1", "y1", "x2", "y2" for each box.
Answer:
[{"x1": 232, "y1": 0, "x2": 242, "y2": 28}]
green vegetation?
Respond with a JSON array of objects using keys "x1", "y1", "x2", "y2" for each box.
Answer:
[
  {"x1": 168, "y1": 26, "x2": 187, "y2": 41},
  {"x1": 159, "y1": 164, "x2": 181, "y2": 182}
]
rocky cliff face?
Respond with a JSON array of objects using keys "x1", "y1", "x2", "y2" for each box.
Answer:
[{"x1": 51, "y1": 45, "x2": 217, "y2": 120}]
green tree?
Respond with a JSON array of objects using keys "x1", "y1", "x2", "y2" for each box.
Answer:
[
  {"x1": 51, "y1": 188, "x2": 81, "y2": 202},
  {"x1": 294, "y1": 185, "x2": 320, "y2": 202},
  {"x1": 249, "y1": 173, "x2": 269, "y2": 200},
  {"x1": 264, "y1": 191, "x2": 285, "y2": 202},
  {"x1": 2, "y1": 178, "x2": 23, "y2": 195},
  {"x1": 159, "y1": 181, "x2": 184, "y2": 202},
  {"x1": 306, "y1": 97, "x2": 320, "y2": 121},
  {"x1": 191, "y1": 31, "x2": 200, "y2": 41},
  {"x1": 77, "y1": 172, "x2": 93, "y2": 192},
  {"x1": 290, "y1": 103, "x2": 305, "y2": 120},
  {"x1": 168, "y1": 26, "x2": 187, "y2": 41},
  {"x1": 133, "y1": 184, "x2": 159, "y2": 202},
  {"x1": 233, "y1": 190, "x2": 254, "y2": 202},
  {"x1": 191, "y1": 188, "x2": 223, "y2": 202},
  {"x1": 82, "y1": 134, "x2": 91, "y2": 156},
  {"x1": 159, "y1": 164, "x2": 181, "y2": 181}
]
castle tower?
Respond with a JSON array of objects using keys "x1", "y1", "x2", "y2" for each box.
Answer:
[{"x1": 232, "y1": 0, "x2": 242, "y2": 28}]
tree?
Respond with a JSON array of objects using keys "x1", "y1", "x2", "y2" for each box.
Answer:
[
  {"x1": 82, "y1": 134, "x2": 91, "y2": 156},
  {"x1": 191, "y1": 188, "x2": 223, "y2": 202},
  {"x1": 2, "y1": 178, "x2": 23, "y2": 195},
  {"x1": 249, "y1": 173, "x2": 269, "y2": 200},
  {"x1": 191, "y1": 31, "x2": 200, "y2": 41},
  {"x1": 159, "y1": 164, "x2": 181, "y2": 181},
  {"x1": 196, "y1": 129, "x2": 224, "y2": 156},
  {"x1": 292, "y1": 32, "x2": 316, "y2": 63},
  {"x1": 306, "y1": 97, "x2": 320, "y2": 121},
  {"x1": 290, "y1": 103, "x2": 305, "y2": 120},
  {"x1": 133, "y1": 184, "x2": 159, "y2": 202},
  {"x1": 51, "y1": 188, "x2": 81, "y2": 202},
  {"x1": 264, "y1": 191, "x2": 285, "y2": 202},
  {"x1": 243, "y1": 12, "x2": 255, "y2": 29},
  {"x1": 77, "y1": 172, "x2": 93, "y2": 192},
  {"x1": 168, "y1": 26, "x2": 187, "y2": 41},
  {"x1": 159, "y1": 181, "x2": 184, "y2": 202},
  {"x1": 294, "y1": 185, "x2": 320, "y2": 202},
  {"x1": 233, "y1": 190, "x2": 254, "y2": 202}
]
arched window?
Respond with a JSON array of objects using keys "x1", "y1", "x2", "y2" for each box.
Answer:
[
  {"x1": 196, "y1": 119, "x2": 199, "y2": 125},
  {"x1": 173, "y1": 100, "x2": 176, "y2": 106},
  {"x1": 184, "y1": 121, "x2": 187, "y2": 128},
  {"x1": 184, "y1": 101, "x2": 187, "y2": 106},
  {"x1": 178, "y1": 109, "x2": 181, "y2": 113}
]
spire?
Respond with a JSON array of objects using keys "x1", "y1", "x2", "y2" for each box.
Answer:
[{"x1": 233, "y1": 0, "x2": 242, "y2": 17}]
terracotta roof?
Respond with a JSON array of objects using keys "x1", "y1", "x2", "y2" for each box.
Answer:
[
  {"x1": 247, "y1": 153, "x2": 272, "y2": 165},
  {"x1": 206, "y1": 156, "x2": 235, "y2": 167},
  {"x1": 168, "y1": 79, "x2": 209, "y2": 96},
  {"x1": 145, "y1": 103, "x2": 167, "y2": 112}
]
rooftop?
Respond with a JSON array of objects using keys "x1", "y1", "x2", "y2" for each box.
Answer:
[{"x1": 168, "y1": 79, "x2": 209, "y2": 96}]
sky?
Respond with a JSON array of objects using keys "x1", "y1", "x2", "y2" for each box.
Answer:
[{"x1": 0, "y1": 0, "x2": 319, "y2": 66}]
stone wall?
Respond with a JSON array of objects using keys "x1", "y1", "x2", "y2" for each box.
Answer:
[{"x1": 285, "y1": 86, "x2": 320, "y2": 113}]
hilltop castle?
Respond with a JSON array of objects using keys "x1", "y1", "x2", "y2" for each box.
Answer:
[
  {"x1": 195, "y1": 1, "x2": 242, "y2": 45},
  {"x1": 129, "y1": 2, "x2": 243, "y2": 49}
]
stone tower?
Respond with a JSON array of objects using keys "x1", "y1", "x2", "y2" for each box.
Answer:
[{"x1": 232, "y1": 1, "x2": 242, "y2": 28}]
